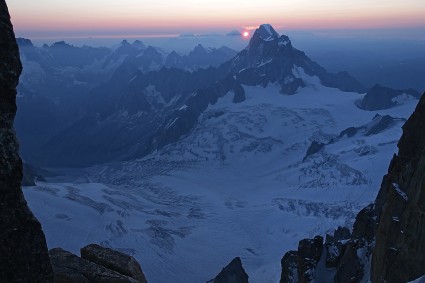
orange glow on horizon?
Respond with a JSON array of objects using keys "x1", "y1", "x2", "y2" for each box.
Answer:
[
  {"x1": 8, "y1": 1, "x2": 425, "y2": 36},
  {"x1": 11, "y1": 11, "x2": 425, "y2": 33}
]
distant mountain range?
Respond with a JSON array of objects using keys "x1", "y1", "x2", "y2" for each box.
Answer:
[
  {"x1": 15, "y1": 38, "x2": 237, "y2": 164},
  {"x1": 15, "y1": 24, "x2": 420, "y2": 167}
]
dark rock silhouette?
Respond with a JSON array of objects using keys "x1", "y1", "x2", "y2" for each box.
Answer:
[
  {"x1": 280, "y1": 251, "x2": 299, "y2": 283},
  {"x1": 372, "y1": 91, "x2": 425, "y2": 282},
  {"x1": 208, "y1": 257, "x2": 249, "y2": 283},
  {"x1": 0, "y1": 0, "x2": 53, "y2": 281},
  {"x1": 279, "y1": 236, "x2": 324, "y2": 283},
  {"x1": 325, "y1": 227, "x2": 351, "y2": 268}
]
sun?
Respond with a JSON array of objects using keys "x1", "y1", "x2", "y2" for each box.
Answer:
[{"x1": 243, "y1": 31, "x2": 249, "y2": 37}]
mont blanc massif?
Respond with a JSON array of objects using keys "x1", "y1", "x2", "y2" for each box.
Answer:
[{"x1": 10, "y1": 22, "x2": 425, "y2": 282}]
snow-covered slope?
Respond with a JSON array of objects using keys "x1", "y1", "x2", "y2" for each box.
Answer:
[{"x1": 24, "y1": 70, "x2": 418, "y2": 282}]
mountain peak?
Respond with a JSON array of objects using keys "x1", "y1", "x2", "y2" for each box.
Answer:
[
  {"x1": 132, "y1": 40, "x2": 146, "y2": 50},
  {"x1": 194, "y1": 44, "x2": 206, "y2": 51},
  {"x1": 144, "y1": 45, "x2": 161, "y2": 55},
  {"x1": 51, "y1": 41, "x2": 73, "y2": 49},
  {"x1": 256, "y1": 24, "x2": 279, "y2": 40},
  {"x1": 189, "y1": 44, "x2": 209, "y2": 56},
  {"x1": 246, "y1": 24, "x2": 282, "y2": 50},
  {"x1": 16, "y1": 38, "x2": 34, "y2": 48}
]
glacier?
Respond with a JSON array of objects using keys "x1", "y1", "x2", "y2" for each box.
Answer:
[{"x1": 23, "y1": 70, "x2": 418, "y2": 282}]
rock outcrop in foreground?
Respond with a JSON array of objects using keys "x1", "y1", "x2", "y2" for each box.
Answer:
[
  {"x1": 208, "y1": 257, "x2": 249, "y2": 283},
  {"x1": 280, "y1": 91, "x2": 425, "y2": 283},
  {"x1": 50, "y1": 245, "x2": 147, "y2": 283},
  {"x1": 81, "y1": 244, "x2": 148, "y2": 283},
  {"x1": 0, "y1": 0, "x2": 54, "y2": 281}
]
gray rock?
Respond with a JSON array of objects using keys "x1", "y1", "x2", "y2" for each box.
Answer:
[
  {"x1": 81, "y1": 244, "x2": 147, "y2": 283},
  {"x1": 50, "y1": 248, "x2": 138, "y2": 283},
  {"x1": 0, "y1": 0, "x2": 53, "y2": 281}
]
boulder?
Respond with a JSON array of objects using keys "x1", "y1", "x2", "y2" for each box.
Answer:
[
  {"x1": 81, "y1": 244, "x2": 147, "y2": 283},
  {"x1": 50, "y1": 248, "x2": 139, "y2": 283}
]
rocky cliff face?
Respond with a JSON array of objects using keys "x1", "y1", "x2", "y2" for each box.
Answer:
[
  {"x1": 372, "y1": 90, "x2": 425, "y2": 282},
  {"x1": 280, "y1": 91, "x2": 425, "y2": 283},
  {"x1": 0, "y1": 0, "x2": 54, "y2": 281}
]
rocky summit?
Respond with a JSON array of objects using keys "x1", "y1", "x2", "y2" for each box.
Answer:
[
  {"x1": 0, "y1": 0, "x2": 54, "y2": 281},
  {"x1": 226, "y1": 24, "x2": 365, "y2": 95}
]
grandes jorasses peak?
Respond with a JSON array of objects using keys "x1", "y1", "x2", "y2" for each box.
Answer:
[
  {"x1": 246, "y1": 23, "x2": 292, "y2": 64},
  {"x1": 228, "y1": 24, "x2": 365, "y2": 94}
]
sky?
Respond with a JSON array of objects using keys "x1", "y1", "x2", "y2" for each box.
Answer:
[{"x1": 7, "y1": 0, "x2": 425, "y2": 39}]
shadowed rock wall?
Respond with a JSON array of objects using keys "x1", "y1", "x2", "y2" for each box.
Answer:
[{"x1": 0, "y1": 1, "x2": 54, "y2": 281}]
